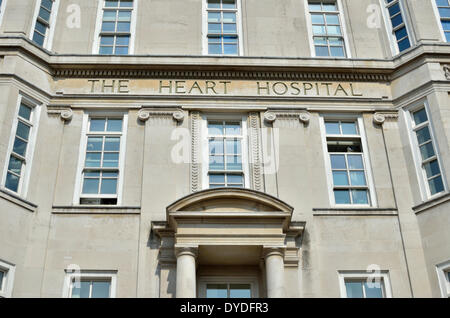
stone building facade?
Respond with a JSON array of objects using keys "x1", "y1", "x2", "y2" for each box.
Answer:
[{"x1": 0, "y1": 0, "x2": 449, "y2": 298}]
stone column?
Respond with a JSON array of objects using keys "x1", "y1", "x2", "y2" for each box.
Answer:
[
  {"x1": 264, "y1": 247, "x2": 285, "y2": 298},
  {"x1": 175, "y1": 247, "x2": 198, "y2": 298}
]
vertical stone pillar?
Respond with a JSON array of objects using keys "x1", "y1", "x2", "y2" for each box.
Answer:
[
  {"x1": 175, "y1": 247, "x2": 198, "y2": 298},
  {"x1": 264, "y1": 247, "x2": 285, "y2": 298}
]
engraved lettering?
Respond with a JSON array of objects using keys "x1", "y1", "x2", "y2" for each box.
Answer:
[
  {"x1": 220, "y1": 81, "x2": 231, "y2": 94},
  {"x1": 189, "y1": 81, "x2": 203, "y2": 94},
  {"x1": 118, "y1": 80, "x2": 129, "y2": 93},
  {"x1": 290, "y1": 82, "x2": 301, "y2": 95},
  {"x1": 334, "y1": 83, "x2": 349, "y2": 96},
  {"x1": 350, "y1": 83, "x2": 363, "y2": 96},
  {"x1": 88, "y1": 80, "x2": 100, "y2": 93},
  {"x1": 273, "y1": 82, "x2": 288, "y2": 95},
  {"x1": 321, "y1": 83, "x2": 332, "y2": 96},
  {"x1": 102, "y1": 80, "x2": 115, "y2": 93},
  {"x1": 303, "y1": 83, "x2": 313, "y2": 95},
  {"x1": 205, "y1": 81, "x2": 217, "y2": 94},
  {"x1": 159, "y1": 80, "x2": 173, "y2": 94},
  {"x1": 175, "y1": 81, "x2": 186, "y2": 94},
  {"x1": 257, "y1": 82, "x2": 270, "y2": 95}
]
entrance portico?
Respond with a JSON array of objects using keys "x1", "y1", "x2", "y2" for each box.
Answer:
[{"x1": 152, "y1": 188, "x2": 305, "y2": 298}]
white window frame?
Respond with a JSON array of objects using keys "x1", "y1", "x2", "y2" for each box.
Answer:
[
  {"x1": 92, "y1": 0, "x2": 138, "y2": 55},
  {"x1": 62, "y1": 270, "x2": 117, "y2": 298},
  {"x1": 402, "y1": 100, "x2": 448, "y2": 201},
  {"x1": 338, "y1": 271, "x2": 392, "y2": 298},
  {"x1": 304, "y1": 0, "x2": 352, "y2": 58},
  {"x1": 436, "y1": 260, "x2": 450, "y2": 298},
  {"x1": 202, "y1": 0, "x2": 244, "y2": 56},
  {"x1": 0, "y1": 260, "x2": 16, "y2": 298},
  {"x1": 0, "y1": 0, "x2": 8, "y2": 27},
  {"x1": 379, "y1": 0, "x2": 415, "y2": 55},
  {"x1": 431, "y1": 0, "x2": 450, "y2": 42},
  {"x1": 200, "y1": 114, "x2": 250, "y2": 190},
  {"x1": 198, "y1": 276, "x2": 258, "y2": 298},
  {"x1": 29, "y1": 0, "x2": 60, "y2": 50},
  {"x1": 1, "y1": 94, "x2": 41, "y2": 198},
  {"x1": 319, "y1": 114, "x2": 377, "y2": 208},
  {"x1": 73, "y1": 112, "x2": 128, "y2": 206}
]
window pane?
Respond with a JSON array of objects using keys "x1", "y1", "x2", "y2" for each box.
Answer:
[
  {"x1": 416, "y1": 126, "x2": 431, "y2": 144},
  {"x1": 347, "y1": 155, "x2": 364, "y2": 169},
  {"x1": 19, "y1": 104, "x2": 32, "y2": 121},
  {"x1": 104, "y1": 137, "x2": 121, "y2": 151},
  {"x1": 16, "y1": 122, "x2": 31, "y2": 141},
  {"x1": 91, "y1": 282, "x2": 111, "y2": 298},
  {"x1": 323, "y1": 3, "x2": 337, "y2": 11},
  {"x1": 227, "y1": 174, "x2": 244, "y2": 184},
  {"x1": 429, "y1": 176, "x2": 444, "y2": 195},
  {"x1": 326, "y1": 25, "x2": 341, "y2": 35},
  {"x1": 352, "y1": 190, "x2": 369, "y2": 204},
  {"x1": 107, "y1": 119, "x2": 123, "y2": 132},
  {"x1": 419, "y1": 142, "x2": 435, "y2": 160},
  {"x1": 13, "y1": 138, "x2": 28, "y2": 157},
  {"x1": 33, "y1": 31, "x2": 45, "y2": 46},
  {"x1": 118, "y1": 10, "x2": 131, "y2": 21},
  {"x1": 90, "y1": 119, "x2": 106, "y2": 131},
  {"x1": 115, "y1": 46, "x2": 129, "y2": 55},
  {"x1": 223, "y1": 12, "x2": 236, "y2": 23},
  {"x1": 325, "y1": 14, "x2": 339, "y2": 24},
  {"x1": 424, "y1": 160, "x2": 441, "y2": 178},
  {"x1": 350, "y1": 171, "x2": 366, "y2": 186},
  {"x1": 101, "y1": 178, "x2": 118, "y2": 194},
  {"x1": 99, "y1": 46, "x2": 114, "y2": 54},
  {"x1": 225, "y1": 123, "x2": 241, "y2": 135},
  {"x1": 82, "y1": 178, "x2": 99, "y2": 194},
  {"x1": 208, "y1": 122, "x2": 223, "y2": 135},
  {"x1": 0, "y1": 271, "x2": 4, "y2": 290},
  {"x1": 209, "y1": 140, "x2": 224, "y2": 155},
  {"x1": 313, "y1": 25, "x2": 326, "y2": 35},
  {"x1": 330, "y1": 155, "x2": 346, "y2": 169},
  {"x1": 87, "y1": 137, "x2": 103, "y2": 151},
  {"x1": 38, "y1": 7, "x2": 51, "y2": 22},
  {"x1": 229, "y1": 284, "x2": 251, "y2": 298},
  {"x1": 120, "y1": 0, "x2": 133, "y2": 8},
  {"x1": 116, "y1": 35, "x2": 130, "y2": 46},
  {"x1": 334, "y1": 190, "x2": 351, "y2": 204},
  {"x1": 325, "y1": 122, "x2": 340, "y2": 134},
  {"x1": 413, "y1": 108, "x2": 428, "y2": 125},
  {"x1": 364, "y1": 282, "x2": 383, "y2": 298},
  {"x1": 333, "y1": 171, "x2": 349, "y2": 186},
  {"x1": 100, "y1": 36, "x2": 114, "y2": 45},
  {"x1": 208, "y1": 23, "x2": 221, "y2": 33},
  {"x1": 103, "y1": 10, "x2": 117, "y2": 21},
  {"x1": 8, "y1": 156, "x2": 23, "y2": 175},
  {"x1": 210, "y1": 155, "x2": 225, "y2": 170},
  {"x1": 330, "y1": 46, "x2": 345, "y2": 57},
  {"x1": 71, "y1": 281, "x2": 90, "y2": 298},
  {"x1": 101, "y1": 21, "x2": 116, "y2": 32},
  {"x1": 311, "y1": 14, "x2": 324, "y2": 24},
  {"x1": 223, "y1": 23, "x2": 236, "y2": 33},
  {"x1": 206, "y1": 284, "x2": 228, "y2": 298},
  {"x1": 85, "y1": 153, "x2": 102, "y2": 167},
  {"x1": 5, "y1": 172, "x2": 20, "y2": 192},
  {"x1": 224, "y1": 43, "x2": 238, "y2": 54},
  {"x1": 209, "y1": 43, "x2": 222, "y2": 54},
  {"x1": 117, "y1": 22, "x2": 130, "y2": 32},
  {"x1": 345, "y1": 281, "x2": 364, "y2": 298},
  {"x1": 103, "y1": 153, "x2": 119, "y2": 167},
  {"x1": 397, "y1": 37, "x2": 411, "y2": 52},
  {"x1": 208, "y1": 0, "x2": 220, "y2": 9},
  {"x1": 226, "y1": 155, "x2": 242, "y2": 170},
  {"x1": 210, "y1": 174, "x2": 225, "y2": 184},
  {"x1": 226, "y1": 140, "x2": 241, "y2": 155},
  {"x1": 341, "y1": 122, "x2": 357, "y2": 135},
  {"x1": 222, "y1": 0, "x2": 236, "y2": 9}
]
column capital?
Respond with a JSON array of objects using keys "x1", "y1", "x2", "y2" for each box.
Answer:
[
  {"x1": 262, "y1": 246, "x2": 285, "y2": 259},
  {"x1": 175, "y1": 246, "x2": 198, "y2": 259}
]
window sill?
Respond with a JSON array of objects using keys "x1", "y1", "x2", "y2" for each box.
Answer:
[
  {"x1": 52, "y1": 205, "x2": 141, "y2": 215},
  {"x1": 0, "y1": 188, "x2": 37, "y2": 212},
  {"x1": 312, "y1": 208, "x2": 398, "y2": 216},
  {"x1": 413, "y1": 192, "x2": 450, "y2": 215}
]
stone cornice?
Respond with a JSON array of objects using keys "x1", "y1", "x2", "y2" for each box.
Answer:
[
  {"x1": 52, "y1": 69, "x2": 391, "y2": 82},
  {"x1": 138, "y1": 107, "x2": 185, "y2": 122}
]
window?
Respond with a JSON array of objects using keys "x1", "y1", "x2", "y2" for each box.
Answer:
[
  {"x1": 2, "y1": 97, "x2": 40, "y2": 196},
  {"x1": 97, "y1": 0, "x2": 135, "y2": 55},
  {"x1": 320, "y1": 117, "x2": 376, "y2": 206},
  {"x1": 202, "y1": 117, "x2": 249, "y2": 189},
  {"x1": 206, "y1": 283, "x2": 251, "y2": 298},
  {"x1": 198, "y1": 277, "x2": 258, "y2": 298},
  {"x1": 307, "y1": 0, "x2": 347, "y2": 57},
  {"x1": 382, "y1": 0, "x2": 412, "y2": 53},
  {"x1": 408, "y1": 107, "x2": 445, "y2": 198},
  {"x1": 0, "y1": 260, "x2": 15, "y2": 298},
  {"x1": 436, "y1": 261, "x2": 450, "y2": 298},
  {"x1": 31, "y1": 0, "x2": 59, "y2": 48},
  {"x1": 338, "y1": 272, "x2": 392, "y2": 298},
  {"x1": 63, "y1": 271, "x2": 117, "y2": 298},
  {"x1": 0, "y1": 0, "x2": 7, "y2": 25},
  {"x1": 77, "y1": 116, "x2": 127, "y2": 205},
  {"x1": 205, "y1": 0, "x2": 241, "y2": 55},
  {"x1": 434, "y1": 0, "x2": 450, "y2": 42}
]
